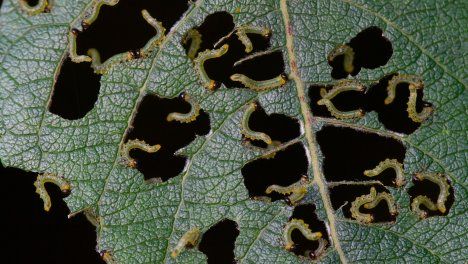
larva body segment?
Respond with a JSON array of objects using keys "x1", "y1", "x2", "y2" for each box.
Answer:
[
  {"x1": 327, "y1": 44, "x2": 355, "y2": 74},
  {"x1": 317, "y1": 79, "x2": 365, "y2": 119},
  {"x1": 69, "y1": 30, "x2": 92, "y2": 63},
  {"x1": 350, "y1": 187, "x2": 396, "y2": 224},
  {"x1": 265, "y1": 176, "x2": 309, "y2": 205},
  {"x1": 413, "y1": 172, "x2": 450, "y2": 214},
  {"x1": 241, "y1": 102, "x2": 272, "y2": 145},
  {"x1": 194, "y1": 44, "x2": 229, "y2": 90},
  {"x1": 230, "y1": 73, "x2": 288, "y2": 91},
  {"x1": 141, "y1": 9, "x2": 166, "y2": 51},
  {"x1": 411, "y1": 195, "x2": 438, "y2": 219},
  {"x1": 407, "y1": 84, "x2": 433, "y2": 122},
  {"x1": 167, "y1": 93, "x2": 200, "y2": 123},
  {"x1": 19, "y1": 0, "x2": 48, "y2": 15},
  {"x1": 171, "y1": 227, "x2": 200, "y2": 258},
  {"x1": 82, "y1": 0, "x2": 119, "y2": 26},
  {"x1": 34, "y1": 173, "x2": 71, "y2": 212},
  {"x1": 183, "y1": 29, "x2": 202, "y2": 60},
  {"x1": 363, "y1": 191, "x2": 397, "y2": 215},
  {"x1": 305, "y1": 238, "x2": 328, "y2": 260},
  {"x1": 283, "y1": 219, "x2": 322, "y2": 250},
  {"x1": 364, "y1": 159, "x2": 405, "y2": 187},
  {"x1": 120, "y1": 139, "x2": 161, "y2": 168},
  {"x1": 235, "y1": 25, "x2": 271, "y2": 53}
]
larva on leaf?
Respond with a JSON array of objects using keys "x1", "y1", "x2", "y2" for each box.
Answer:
[
  {"x1": 183, "y1": 29, "x2": 202, "y2": 60},
  {"x1": 141, "y1": 9, "x2": 166, "y2": 51},
  {"x1": 19, "y1": 0, "x2": 48, "y2": 15},
  {"x1": 305, "y1": 238, "x2": 328, "y2": 260},
  {"x1": 82, "y1": 0, "x2": 119, "y2": 26},
  {"x1": 100, "y1": 250, "x2": 117, "y2": 264},
  {"x1": 194, "y1": 44, "x2": 229, "y2": 90},
  {"x1": 167, "y1": 93, "x2": 200, "y2": 123},
  {"x1": 120, "y1": 139, "x2": 161, "y2": 168},
  {"x1": 350, "y1": 187, "x2": 397, "y2": 224},
  {"x1": 364, "y1": 159, "x2": 405, "y2": 187},
  {"x1": 241, "y1": 102, "x2": 272, "y2": 145},
  {"x1": 34, "y1": 173, "x2": 71, "y2": 212},
  {"x1": 230, "y1": 73, "x2": 288, "y2": 91},
  {"x1": 171, "y1": 227, "x2": 200, "y2": 258},
  {"x1": 265, "y1": 176, "x2": 309, "y2": 205},
  {"x1": 283, "y1": 219, "x2": 322, "y2": 250},
  {"x1": 411, "y1": 173, "x2": 450, "y2": 218},
  {"x1": 317, "y1": 79, "x2": 365, "y2": 119},
  {"x1": 327, "y1": 44, "x2": 355, "y2": 74},
  {"x1": 235, "y1": 25, "x2": 271, "y2": 53}
]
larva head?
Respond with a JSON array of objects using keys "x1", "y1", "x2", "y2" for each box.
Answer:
[
  {"x1": 280, "y1": 73, "x2": 288, "y2": 85},
  {"x1": 130, "y1": 49, "x2": 142, "y2": 59},
  {"x1": 208, "y1": 80, "x2": 220, "y2": 90},
  {"x1": 438, "y1": 204, "x2": 447, "y2": 214},
  {"x1": 71, "y1": 28, "x2": 80, "y2": 36},
  {"x1": 264, "y1": 29, "x2": 272, "y2": 38},
  {"x1": 394, "y1": 178, "x2": 406, "y2": 187},
  {"x1": 179, "y1": 92, "x2": 187, "y2": 100},
  {"x1": 81, "y1": 21, "x2": 90, "y2": 30}
]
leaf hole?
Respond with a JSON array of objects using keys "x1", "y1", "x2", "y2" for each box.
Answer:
[{"x1": 198, "y1": 219, "x2": 239, "y2": 264}]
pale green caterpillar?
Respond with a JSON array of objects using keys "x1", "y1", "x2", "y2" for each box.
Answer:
[
  {"x1": 265, "y1": 176, "x2": 309, "y2": 205},
  {"x1": 194, "y1": 44, "x2": 229, "y2": 90},
  {"x1": 364, "y1": 159, "x2": 405, "y2": 187},
  {"x1": 141, "y1": 9, "x2": 166, "y2": 52},
  {"x1": 167, "y1": 93, "x2": 200, "y2": 123},
  {"x1": 82, "y1": 0, "x2": 119, "y2": 26},
  {"x1": 283, "y1": 219, "x2": 322, "y2": 250},
  {"x1": 317, "y1": 79, "x2": 365, "y2": 119},
  {"x1": 350, "y1": 187, "x2": 397, "y2": 224},
  {"x1": 411, "y1": 172, "x2": 450, "y2": 218},
  {"x1": 327, "y1": 44, "x2": 355, "y2": 74},
  {"x1": 171, "y1": 227, "x2": 200, "y2": 258},
  {"x1": 235, "y1": 25, "x2": 271, "y2": 53},
  {"x1": 305, "y1": 238, "x2": 328, "y2": 259},
  {"x1": 120, "y1": 139, "x2": 161, "y2": 168},
  {"x1": 241, "y1": 102, "x2": 272, "y2": 145},
  {"x1": 19, "y1": 0, "x2": 48, "y2": 15},
  {"x1": 34, "y1": 173, "x2": 71, "y2": 212},
  {"x1": 230, "y1": 73, "x2": 288, "y2": 91},
  {"x1": 182, "y1": 29, "x2": 202, "y2": 60}
]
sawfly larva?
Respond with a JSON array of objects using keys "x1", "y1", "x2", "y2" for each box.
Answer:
[
  {"x1": 82, "y1": 0, "x2": 119, "y2": 26},
  {"x1": 407, "y1": 84, "x2": 433, "y2": 122},
  {"x1": 241, "y1": 102, "x2": 272, "y2": 145},
  {"x1": 364, "y1": 159, "x2": 405, "y2": 187},
  {"x1": 283, "y1": 219, "x2": 322, "y2": 250},
  {"x1": 305, "y1": 238, "x2": 328, "y2": 260},
  {"x1": 141, "y1": 9, "x2": 166, "y2": 51},
  {"x1": 411, "y1": 172, "x2": 450, "y2": 217},
  {"x1": 171, "y1": 227, "x2": 200, "y2": 258},
  {"x1": 182, "y1": 29, "x2": 202, "y2": 60},
  {"x1": 327, "y1": 44, "x2": 355, "y2": 74},
  {"x1": 350, "y1": 187, "x2": 397, "y2": 224},
  {"x1": 120, "y1": 139, "x2": 161, "y2": 168},
  {"x1": 194, "y1": 44, "x2": 229, "y2": 90},
  {"x1": 265, "y1": 176, "x2": 309, "y2": 205},
  {"x1": 230, "y1": 73, "x2": 288, "y2": 91},
  {"x1": 235, "y1": 25, "x2": 271, "y2": 53},
  {"x1": 317, "y1": 79, "x2": 365, "y2": 119},
  {"x1": 411, "y1": 195, "x2": 438, "y2": 219},
  {"x1": 34, "y1": 173, "x2": 71, "y2": 212},
  {"x1": 19, "y1": 0, "x2": 48, "y2": 15},
  {"x1": 167, "y1": 93, "x2": 200, "y2": 123}
]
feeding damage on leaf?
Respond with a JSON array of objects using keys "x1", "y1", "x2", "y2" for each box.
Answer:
[{"x1": 18, "y1": 0, "x2": 49, "y2": 15}]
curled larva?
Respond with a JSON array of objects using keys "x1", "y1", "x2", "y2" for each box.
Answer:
[
  {"x1": 265, "y1": 176, "x2": 309, "y2": 205},
  {"x1": 407, "y1": 84, "x2": 433, "y2": 122},
  {"x1": 413, "y1": 172, "x2": 450, "y2": 215},
  {"x1": 350, "y1": 187, "x2": 396, "y2": 224},
  {"x1": 364, "y1": 159, "x2": 405, "y2": 187},
  {"x1": 82, "y1": 0, "x2": 119, "y2": 26},
  {"x1": 69, "y1": 29, "x2": 92, "y2": 63},
  {"x1": 305, "y1": 238, "x2": 328, "y2": 260},
  {"x1": 194, "y1": 44, "x2": 229, "y2": 90},
  {"x1": 182, "y1": 29, "x2": 202, "y2": 60},
  {"x1": 283, "y1": 219, "x2": 322, "y2": 250},
  {"x1": 411, "y1": 195, "x2": 438, "y2": 219},
  {"x1": 141, "y1": 9, "x2": 166, "y2": 51},
  {"x1": 241, "y1": 102, "x2": 272, "y2": 145},
  {"x1": 167, "y1": 93, "x2": 200, "y2": 123},
  {"x1": 120, "y1": 139, "x2": 161, "y2": 168},
  {"x1": 230, "y1": 73, "x2": 288, "y2": 91},
  {"x1": 34, "y1": 173, "x2": 71, "y2": 212},
  {"x1": 317, "y1": 79, "x2": 365, "y2": 119},
  {"x1": 235, "y1": 25, "x2": 271, "y2": 53},
  {"x1": 327, "y1": 44, "x2": 355, "y2": 74},
  {"x1": 171, "y1": 227, "x2": 200, "y2": 258},
  {"x1": 19, "y1": 0, "x2": 48, "y2": 15}
]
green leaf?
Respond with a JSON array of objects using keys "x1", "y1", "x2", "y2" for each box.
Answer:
[{"x1": 0, "y1": 0, "x2": 466, "y2": 263}]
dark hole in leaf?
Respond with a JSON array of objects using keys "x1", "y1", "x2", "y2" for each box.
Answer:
[
  {"x1": 408, "y1": 175, "x2": 454, "y2": 217},
  {"x1": 198, "y1": 219, "x2": 239, "y2": 264},
  {"x1": 124, "y1": 93, "x2": 210, "y2": 182},
  {"x1": 329, "y1": 184, "x2": 397, "y2": 222},
  {"x1": 288, "y1": 204, "x2": 329, "y2": 259},
  {"x1": 76, "y1": 0, "x2": 189, "y2": 62},
  {"x1": 49, "y1": 57, "x2": 101, "y2": 120},
  {"x1": 232, "y1": 50, "x2": 285, "y2": 84},
  {"x1": 0, "y1": 164, "x2": 104, "y2": 263},
  {"x1": 242, "y1": 143, "x2": 308, "y2": 201},
  {"x1": 316, "y1": 126, "x2": 405, "y2": 187},
  {"x1": 329, "y1": 26, "x2": 393, "y2": 79},
  {"x1": 25, "y1": 0, "x2": 39, "y2": 6},
  {"x1": 246, "y1": 102, "x2": 300, "y2": 148}
]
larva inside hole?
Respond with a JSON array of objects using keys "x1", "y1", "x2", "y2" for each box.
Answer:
[
  {"x1": 410, "y1": 172, "x2": 452, "y2": 219},
  {"x1": 265, "y1": 176, "x2": 309, "y2": 205},
  {"x1": 230, "y1": 73, "x2": 288, "y2": 91},
  {"x1": 327, "y1": 44, "x2": 355, "y2": 75},
  {"x1": 18, "y1": 0, "x2": 49, "y2": 15},
  {"x1": 283, "y1": 219, "x2": 322, "y2": 250},
  {"x1": 166, "y1": 93, "x2": 200, "y2": 123},
  {"x1": 34, "y1": 173, "x2": 71, "y2": 212},
  {"x1": 171, "y1": 227, "x2": 200, "y2": 258},
  {"x1": 235, "y1": 25, "x2": 271, "y2": 53},
  {"x1": 194, "y1": 44, "x2": 229, "y2": 90},
  {"x1": 364, "y1": 158, "x2": 405, "y2": 187},
  {"x1": 317, "y1": 79, "x2": 365, "y2": 119},
  {"x1": 350, "y1": 187, "x2": 397, "y2": 224},
  {"x1": 120, "y1": 139, "x2": 161, "y2": 168}
]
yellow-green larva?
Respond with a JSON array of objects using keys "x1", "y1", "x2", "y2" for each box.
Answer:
[
  {"x1": 194, "y1": 44, "x2": 229, "y2": 90},
  {"x1": 141, "y1": 9, "x2": 166, "y2": 51},
  {"x1": 317, "y1": 79, "x2": 365, "y2": 119},
  {"x1": 69, "y1": 29, "x2": 92, "y2": 63},
  {"x1": 411, "y1": 172, "x2": 450, "y2": 218},
  {"x1": 283, "y1": 219, "x2": 322, "y2": 250},
  {"x1": 350, "y1": 187, "x2": 397, "y2": 224},
  {"x1": 82, "y1": 0, "x2": 119, "y2": 26},
  {"x1": 235, "y1": 25, "x2": 271, "y2": 53},
  {"x1": 19, "y1": 0, "x2": 48, "y2": 15},
  {"x1": 364, "y1": 159, "x2": 405, "y2": 187},
  {"x1": 230, "y1": 73, "x2": 288, "y2": 91},
  {"x1": 34, "y1": 173, "x2": 71, "y2": 212},
  {"x1": 241, "y1": 102, "x2": 272, "y2": 145},
  {"x1": 305, "y1": 238, "x2": 328, "y2": 259},
  {"x1": 407, "y1": 84, "x2": 433, "y2": 122},
  {"x1": 120, "y1": 139, "x2": 161, "y2": 168},
  {"x1": 327, "y1": 44, "x2": 355, "y2": 74},
  {"x1": 183, "y1": 29, "x2": 202, "y2": 60},
  {"x1": 171, "y1": 227, "x2": 200, "y2": 258},
  {"x1": 265, "y1": 176, "x2": 309, "y2": 205},
  {"x1": 167, "y1": 93, "x2": 200, "y2": 123}
]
